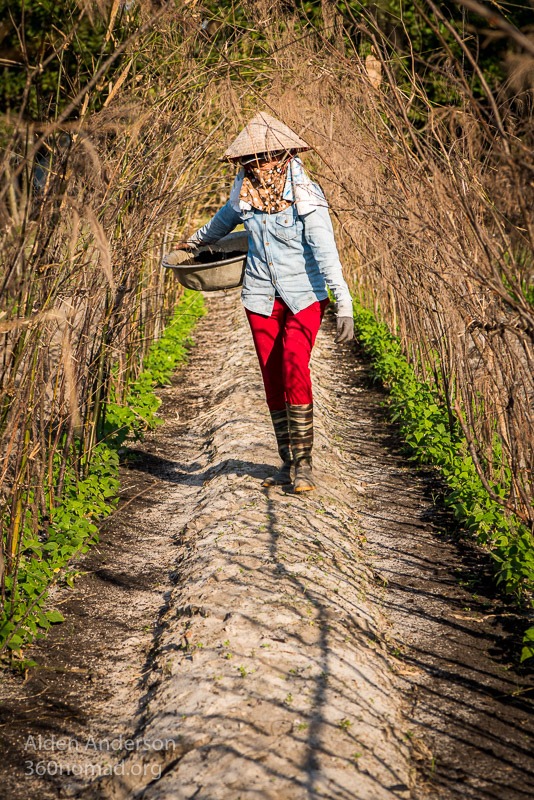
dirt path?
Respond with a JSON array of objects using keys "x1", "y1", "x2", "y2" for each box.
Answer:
[{"x1": 1, "y1": 291, "x2": 533, "y2": 799}]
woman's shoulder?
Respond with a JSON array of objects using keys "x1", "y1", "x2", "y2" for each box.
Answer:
[{"x1": 290, "y1": 157, "x2": 329, "y2": 216}]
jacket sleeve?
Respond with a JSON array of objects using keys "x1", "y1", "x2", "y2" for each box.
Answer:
[
  {"x1": 302, "y1": 205, "x2": 353, "y2": 317},
  {"x1": 188, "y1": 201, "x2": 242, "y2": 245}
]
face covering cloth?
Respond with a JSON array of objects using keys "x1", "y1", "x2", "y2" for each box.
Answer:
[
  {"x1": 239, "y1": 157, "x2": 293, "y2": 214},
  {"x1": 229, "y1": 156, "x2": 329, "y2": 217}
]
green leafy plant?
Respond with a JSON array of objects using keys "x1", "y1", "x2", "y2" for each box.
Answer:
[
  {"x1": 0, "y1": 290, "x2": 205, "y2": 665},
  {"x1": 104, "y1": 291, "x2": 205, "y2": 445},
  {"x1": 352, "y1": 297, "x2": 534, "y2": 662}
]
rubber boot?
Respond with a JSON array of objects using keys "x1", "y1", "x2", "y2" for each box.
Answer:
[
  {"x1": 262, "y1": 408, "x2": 293, "y2": 487},
  {"x1": 287, "y1": 403, "x2": 315, "y2": 492}
]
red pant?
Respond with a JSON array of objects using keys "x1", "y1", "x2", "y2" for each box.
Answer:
[{"x1": 246, "y1": 297, "x2": 329, "y2": 411}]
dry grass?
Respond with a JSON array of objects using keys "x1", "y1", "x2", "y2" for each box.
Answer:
[
  {"x1": 0, "y1": 6, "x2": 238, "y2": 608},
  {"x1": 253, "y1": 5, "x2": 534, "y2": 528}
]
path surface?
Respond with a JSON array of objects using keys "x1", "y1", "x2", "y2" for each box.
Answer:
[{"x1": 1, "y1": 291, "x2": 533, "y2": 800}]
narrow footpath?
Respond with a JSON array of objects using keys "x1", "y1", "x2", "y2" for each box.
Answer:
[{"x1": 1, "y1": 291, "x2": 533, "y2": 800}]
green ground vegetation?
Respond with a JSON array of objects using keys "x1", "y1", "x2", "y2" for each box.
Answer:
[
  {"x1": 0, "y1": 290, "x2": 205, "y2": 669},
  {"x1": 352, "y1": 297, "x2": 534, "y2": 663}
]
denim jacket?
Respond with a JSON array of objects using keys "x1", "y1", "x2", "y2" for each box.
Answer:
[{"x1": 189, "y1": 199, "x2": 353, "y2": 318}]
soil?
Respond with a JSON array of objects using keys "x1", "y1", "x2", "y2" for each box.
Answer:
[
  {"x1": 194, "y1": 250, "x2": 246, "y2": 264},
  {"x1": 0, "y1": 291, "x2": 533, "y2": 800}
]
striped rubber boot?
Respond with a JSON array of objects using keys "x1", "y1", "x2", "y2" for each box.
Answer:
[
  {"x1": 262, "y1": 408, "x2": 293, "y2": 487},
  {"x1": 287, "y1": 403, "x2": 315, "y2": 492}
]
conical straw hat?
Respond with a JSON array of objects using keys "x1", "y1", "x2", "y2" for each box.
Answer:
[{"x1": 224, "y1": 112, "x2": 310, "y2": 160}]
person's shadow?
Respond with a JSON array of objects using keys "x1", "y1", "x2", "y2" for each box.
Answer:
[{"x1": 122, "y1": 449, "x2": 276, "y2": 487}]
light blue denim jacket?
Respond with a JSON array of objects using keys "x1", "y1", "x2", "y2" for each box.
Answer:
[{"x1": 189, "y1": 198, "x2": 353, "y2": 318}]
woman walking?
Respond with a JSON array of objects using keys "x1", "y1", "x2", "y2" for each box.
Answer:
[{"x1": 180, "y1": 112, "x2": 354, "y2": 492}]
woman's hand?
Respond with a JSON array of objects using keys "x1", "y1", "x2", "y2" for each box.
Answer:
[
  {"x1": 173, "y1": 241, "x2": 196, "y2": 251},
  {"x1": 334, "y1": 316, "x2": 354, "y2": 344}
]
